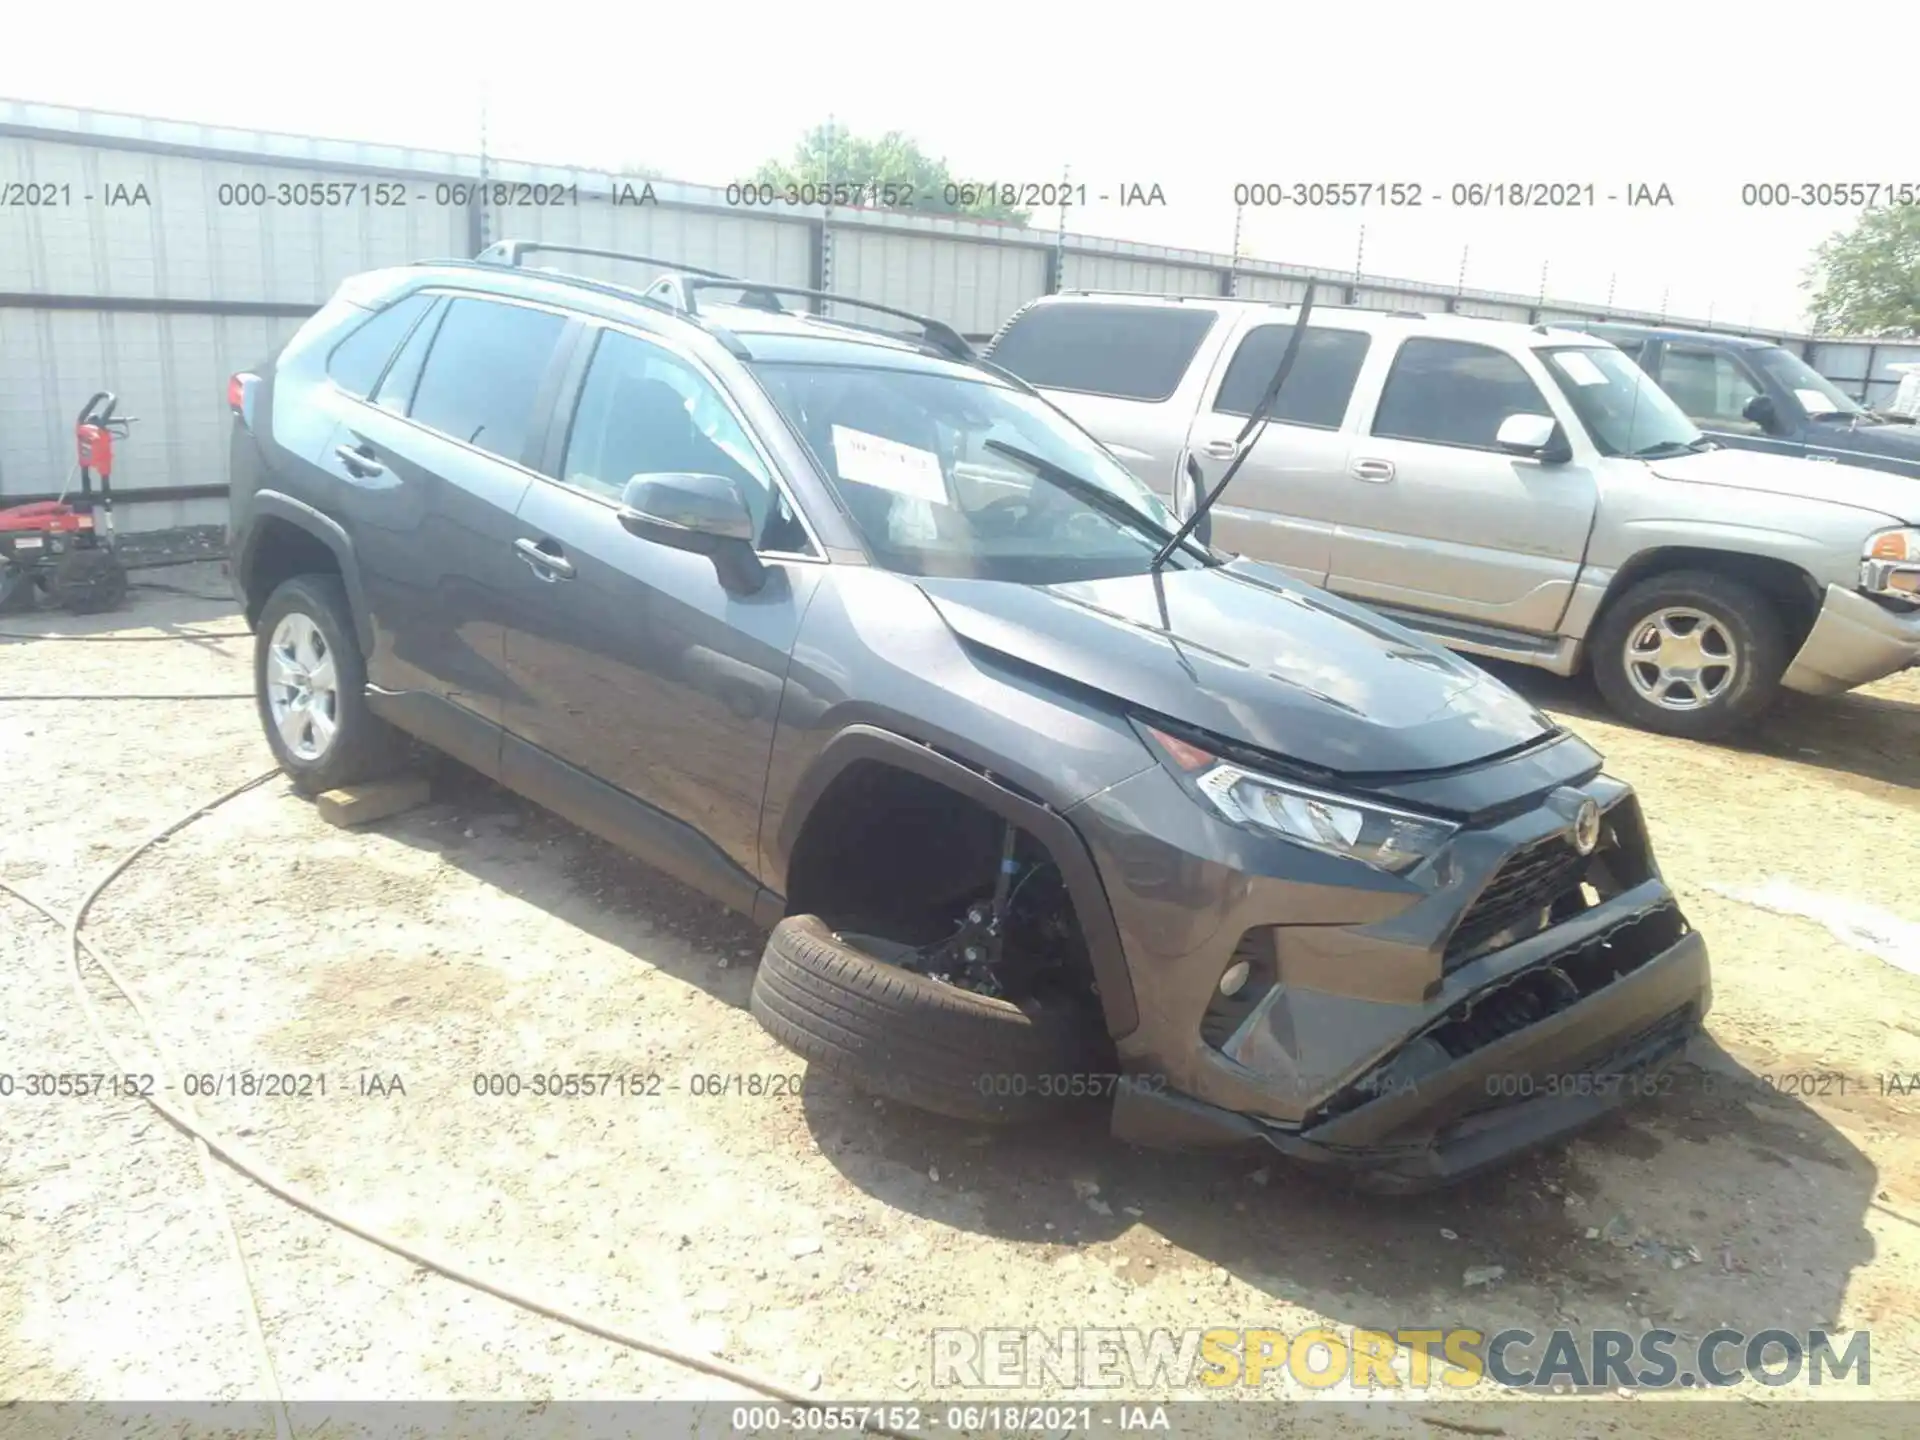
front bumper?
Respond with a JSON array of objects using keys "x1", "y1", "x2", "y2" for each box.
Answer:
[
  {"x1": 1112, "y1": 919, "x2": 1706, "y2": 1192},
  {"x1": 1781, "y1": 583, "x2": 1920, "y2": 695},
  {"x1": 1068, "y1": 743, "x2": 1712, "y2": 1190}
]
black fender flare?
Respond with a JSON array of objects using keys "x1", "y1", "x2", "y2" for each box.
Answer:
[
  {"x1": 770, "y1": 724, "x2": 1139, "y2": 1040},
  {"x1": 237, "y1": 490, "x2": 375, "y2": 656}
]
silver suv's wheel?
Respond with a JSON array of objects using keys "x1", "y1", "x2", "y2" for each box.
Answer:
[
  {"x1": 1592, "y1": 570, "x2": 1788, "y2": 740},
  {"x1": 253, "y1": 574, "x2": 408, "y2": 792},
  {"x1": 1622, "y1": 606, "x2": 1738, "y2": 712}
]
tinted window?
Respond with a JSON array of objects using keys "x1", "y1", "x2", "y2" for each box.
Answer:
[
  {"x1": 1213, "y1": 325, "x2": 1371, "y2": 427},
  {"x1": 324, "y1": 292, "x2": 435, "y2": 398},
  {"x1": 561, "y1": 328, "x2": 807, "y2": 551},
  {"x1": 408, "y1": 298, "x2": 568, "y2": 462},
  {"x1": 373, "y1": 296, "x2": 446, "y2": 414},
  {"x1": 1372, "y1": 338, "x2": 1551, "y2": 449},
  {"x1": 989, "y1": 303, "x2": 1216, "y2": 401},
  {"x1": 1658, "y1": 346, "x2": 1765, "y2": 430}
]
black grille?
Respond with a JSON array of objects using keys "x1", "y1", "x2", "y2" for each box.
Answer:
[{"x1": 1444, "y1": 834, "x2": 1590, "y2": 967}]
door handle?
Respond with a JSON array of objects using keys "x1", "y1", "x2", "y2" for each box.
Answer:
[
  {"x1": 1349, "y1": 458, "x2": 1396, "y2": 483},
  {"x1": 514, "y1": 537, "x2": 576, "y2": 581},
  {"x1": 334, "y1": 442, "x2": 384, "y2": 478},
  {"x1": 1200, "y1": 439, "x2": 1243, "y2": 460}
]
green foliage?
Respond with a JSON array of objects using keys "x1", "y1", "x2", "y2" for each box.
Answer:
[
  {"x1": 1805, "y1": 206, "x2": 1920, "y2": 336},
  {"x1": 753, "y1": 121, "x2": 1031, "y2": 225}
]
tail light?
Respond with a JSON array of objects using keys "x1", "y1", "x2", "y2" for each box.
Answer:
[{"x1": 228, "y1": 372, "x2": 260, "y2": 430}]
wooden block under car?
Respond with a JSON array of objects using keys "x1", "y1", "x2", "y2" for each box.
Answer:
[{"x1": 315, "y1": 776, "x2": 431, "y2": 828}]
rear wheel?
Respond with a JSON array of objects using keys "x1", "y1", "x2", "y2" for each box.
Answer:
[
  {"x1": 1591, "y1": 570, "x2": 1788, "y2": 739},
  {"x1": 254, "y1": 574, "x2": 409, "y2": 793}
]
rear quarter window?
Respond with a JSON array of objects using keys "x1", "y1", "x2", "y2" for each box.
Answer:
[
  {"x1": 989, "y1": 302, "x2": 1216, "y2": 402},
  {"x1": 324, "y1": 291, "x2": 437, "y2": 398}
]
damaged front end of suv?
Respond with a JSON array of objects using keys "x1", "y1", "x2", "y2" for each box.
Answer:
[{"x1": 1078, "y1": 708, "x2": 1707, "y2": 1191}]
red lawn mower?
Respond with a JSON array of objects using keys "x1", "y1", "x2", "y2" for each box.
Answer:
[{"x1": 0, "y1": 391, "x2": 134, "y2": 615}]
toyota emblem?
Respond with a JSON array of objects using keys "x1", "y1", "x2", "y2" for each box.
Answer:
[{"x1": 1572, "y1": 798, "x2": 1601, "y2": 855}]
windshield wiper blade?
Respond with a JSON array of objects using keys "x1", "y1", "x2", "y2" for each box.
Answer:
[
  {"x1": 1630, "y1": 440, "x2": 1697, "y2": 458},
  {"x1": 1150, "y1": 281, "x2": 1319, "y2": 572},
  {"x1": 980, "y1": 439, "x2": 1182, "y2": 551}
]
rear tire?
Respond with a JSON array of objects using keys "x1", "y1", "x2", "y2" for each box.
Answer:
[
  {"x1": 750, "y1": 914, "x2": 1113, "y2": 1124},
  {"x1": 254, "y1": 574, "x2": 410, "y2": 793},
  {"x1": 1591, "y1": 570, "x2": 1788, "y2": 739}
]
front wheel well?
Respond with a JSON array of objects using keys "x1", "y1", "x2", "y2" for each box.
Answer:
[
  {"x1": 782, "y1": 758, "x2": 1102, "y2": 1010},
  {"x1": 1592, "y1": 547, "x2": 1822, "y2": 657},
  {"x1": 241, "y1": 517, "x2": 343, "y2": 629}
]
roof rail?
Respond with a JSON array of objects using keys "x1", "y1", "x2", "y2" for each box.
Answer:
[
  {"x1": 679, "y1": 279, "x2": 976, "y2": 362},
  {"x1": 476, "y1": 239, "x2": 739, "y2": 280}
]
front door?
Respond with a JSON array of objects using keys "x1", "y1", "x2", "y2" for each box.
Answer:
[
  {"x1": 1650, "y1": 342, "x2": 1803, "y2": 459},
  {"x1": 1329, "y1": 336, "x2": 1599, "y2": 636},
  {"x1": 498, "y1": 325, "x2": 823, "y2": 882}
]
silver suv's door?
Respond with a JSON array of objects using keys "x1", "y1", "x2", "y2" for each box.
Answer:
[
  {"x1": 1180, "y1": 313, "x2": 1375, "y2": 587},
  {"x1": 1330, "y1": 335, "x2": 1600, "y2": 636}
]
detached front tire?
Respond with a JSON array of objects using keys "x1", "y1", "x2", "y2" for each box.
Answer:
[
  {"x1": 254, "y1": 573, "x2": 408, "y2": 793},
  {"x1": 1591, "y1": 569, "x2": 1788, "y2": 739},
  {"x1": 751, "y1": 915, "x2": 1113, "y2": 1124}
]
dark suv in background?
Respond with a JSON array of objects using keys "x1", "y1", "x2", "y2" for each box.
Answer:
[
  {"x1": 1572, "y1": 322, "x2": 1920, "y2": 479},
  {"x1": 225, "y1": 241, "x2": 1710, "y2": 1190}
]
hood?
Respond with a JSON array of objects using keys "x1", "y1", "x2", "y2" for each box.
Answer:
[
  {"x1": 914, "y1": 561, "x2": 1559, "y2": 777},
  {"x1": 1803, "y1": 416, "x2": 1920, "y2": 473},
  {"x1": 1648, "y1": 448, "x2": 1920, "y2": 521}
]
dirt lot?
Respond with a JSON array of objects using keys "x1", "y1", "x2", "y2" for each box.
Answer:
[{"x1": 4, "y1": 563, "x2": 1920, "y2": 1430}]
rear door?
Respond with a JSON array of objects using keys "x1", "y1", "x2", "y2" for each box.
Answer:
[
  {"x1": 1330, "y1": 335, "x2": 1599, "y2": 635},
  {"x1": 316, "y1": 291, "x2": 575, "y2": 767},
  {"x1": 497, "y1": 323, "x2": 825, "y2": 883},
  {"x1": 986, "y1": 300, "x2": 1226, "y2": 495},
  {"x1": 1178, "y1": 314, "x2": 1373, "y2": 586}
]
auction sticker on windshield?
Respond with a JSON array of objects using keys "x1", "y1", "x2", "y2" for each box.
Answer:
[
  {"x1": 1794, "y1": 388, "x2": 1838, "y2": 413},
  {"x1": 831, "y1": 425, "x2": 949, "y2": 504}
]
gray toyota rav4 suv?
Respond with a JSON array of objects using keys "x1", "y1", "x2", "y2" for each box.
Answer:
[{"x1": 227, "y1": 241, "x2": 1710, "y2": 1190}]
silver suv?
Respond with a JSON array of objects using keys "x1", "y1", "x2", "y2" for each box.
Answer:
[{"x1": 988, "y1": 294, "x2": 1920, "y2": 738}]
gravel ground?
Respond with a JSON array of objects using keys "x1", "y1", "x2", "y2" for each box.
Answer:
[{"x1": 3, "y1": 564, "x2": 1919, "y2": 1433}]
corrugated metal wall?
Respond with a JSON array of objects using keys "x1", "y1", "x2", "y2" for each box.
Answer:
[{"x1": 0, "y1": 98, "x2": 1900, "y2": 532}]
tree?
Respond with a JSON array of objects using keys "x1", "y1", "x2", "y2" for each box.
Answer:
[
  {"x1": 1805, "y1": 205, "x2": 1920, "y2": 336},
  {"x1": 753, "y1": 121, "x2": 1031, "y2": 225}
]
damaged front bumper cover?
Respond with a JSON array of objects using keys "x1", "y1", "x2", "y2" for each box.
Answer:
[{"x1": 1111, "y1": 891, "x2": 1709, "y2": 1193}]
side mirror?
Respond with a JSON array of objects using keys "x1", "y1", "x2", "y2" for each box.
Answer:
[
  {"x1": 1495, "y1": 413, "x2": 1570, "y2": 463},
  {"x1": 1741, "y1": 393, "x2": 1779, "y2": 431},
  {"x1": 1174, "y1": 450, "x2": 1213, "y2": 547},
  {"x1": 618, "y1": 472, "x2": 766, "y2": 594}
]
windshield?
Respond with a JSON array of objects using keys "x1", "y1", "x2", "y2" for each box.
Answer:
[
  {"x1": 748, "y1": 361, "x2": 1208, "y2": 582},
  {"x1": 1751, "y1": 346, "x2": 1866, "y2": 419},
  {"x1": 1539, "y1": 346, "x2": 1706, "y2": 457}
]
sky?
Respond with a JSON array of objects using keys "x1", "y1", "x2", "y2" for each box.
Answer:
[{"x1": 0, "y1": 0, "x2": 1901, "y2": 331}]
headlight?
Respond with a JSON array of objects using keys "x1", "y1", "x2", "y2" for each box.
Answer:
[
  {"x1": 1863, "y1": 526, "x2": 1920, "y2": 598},
  {"x1": 1137, "y1": 723, "x2": 1459, "y2": 875},
  {"x1": 1866, "y1": 527, "x2": 1920, "y2": 562}
]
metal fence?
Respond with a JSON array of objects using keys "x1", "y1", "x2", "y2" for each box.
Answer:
[{"x1": 4, "y1": 96, "x2": 1917, "y2": 534}]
